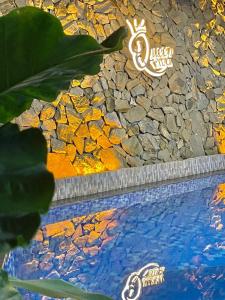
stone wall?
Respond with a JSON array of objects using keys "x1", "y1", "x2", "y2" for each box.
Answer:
[{"x1": 9, "y1": 0, "x2": 225, "y2": 177}]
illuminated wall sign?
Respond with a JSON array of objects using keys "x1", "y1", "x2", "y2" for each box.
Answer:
[
  {"x1": 121, "y1": 263, "x2": 165, "y2": 300},
  {"x1": 126, "y1": 19, "x2": 174, "y2": 77}
]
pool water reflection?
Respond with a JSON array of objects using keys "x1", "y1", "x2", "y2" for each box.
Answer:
[{"x1": 4, "y1": 174, "x2": 225, "y2": 300}]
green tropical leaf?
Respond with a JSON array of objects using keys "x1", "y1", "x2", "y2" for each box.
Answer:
[
  {"x1": 9, "y1": 278, "x2": 113, "y2": 300},
  {"x1": 0, "y1": 270, "x2": 22, "y2": 300},
  {"x1": 0, "y1": 123, "x2": 54, "y2": 214},
  {"x1": 0, "y1": 123, "x2": 54, "y2": 252},
  {"x1": 0, "y1": 213, "x2": 41, "y2": 251},
  {"x1": 0, "y1": 6, "x2": 127, "y2": 123}
]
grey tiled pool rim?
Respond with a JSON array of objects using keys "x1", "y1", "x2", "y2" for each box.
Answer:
[{"x1": 54, "y1": 154, "x2": 225, "y2": 202}]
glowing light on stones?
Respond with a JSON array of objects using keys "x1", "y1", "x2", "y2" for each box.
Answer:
[
  {"x1": 121, "y1": 263, "x2": 165, "y2": 300},
  {"x1": 126, "y1": 19, "x2": 174, "y2": 77}
]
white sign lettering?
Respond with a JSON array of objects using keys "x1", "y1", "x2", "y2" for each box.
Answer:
[{"x1": 126, "y1": 19, "x2": 174, "y2": 77}]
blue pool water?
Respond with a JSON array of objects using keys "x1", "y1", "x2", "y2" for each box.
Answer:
[{"x1": 4, "y1": 173, "x2": 225, "y2": 300}]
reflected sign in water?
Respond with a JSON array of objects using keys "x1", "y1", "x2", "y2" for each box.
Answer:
[{"x1": 122, "y1": 263, "x2": 165, "y2": 300}]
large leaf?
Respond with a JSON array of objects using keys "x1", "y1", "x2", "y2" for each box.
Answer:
[
  {"x1": 9, "y1": 278, "x2": 113, "y2": 300},
  {"x1": 0, "y1": 270, "x2": 22, "y2": 300},
  {"x1": 0, "y1": 123, "x2": 55, "y2": 252},
  {"x1": 0, "y1": 7, "x2": 127, "y2": 123},
  {"x1": 0, "y1": 213, "x2": 41, "y2": 251},
  {"x1": 0, "y1": 123, "x2": 54, "y2": 214}
]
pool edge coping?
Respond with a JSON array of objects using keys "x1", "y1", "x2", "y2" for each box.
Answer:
[{"x1": 53, "y1": 154, "x2": 225, "y2": 201}]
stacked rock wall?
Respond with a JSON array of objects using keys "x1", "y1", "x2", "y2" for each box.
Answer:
[{"x1": 9, "y1": 0, "x2": 225, "y2": 177}]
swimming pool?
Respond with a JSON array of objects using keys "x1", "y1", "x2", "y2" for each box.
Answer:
[{"x1": 4, "y1": 173, "x2": 225, "y2": 300}]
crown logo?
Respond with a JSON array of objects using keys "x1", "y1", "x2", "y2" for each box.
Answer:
[
  {"x1": 127, "y1": 19, "x2": 147, "y2": 35},
  {"x1": 126, "y1": 18, "x2": 174, "y2": 77}
]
